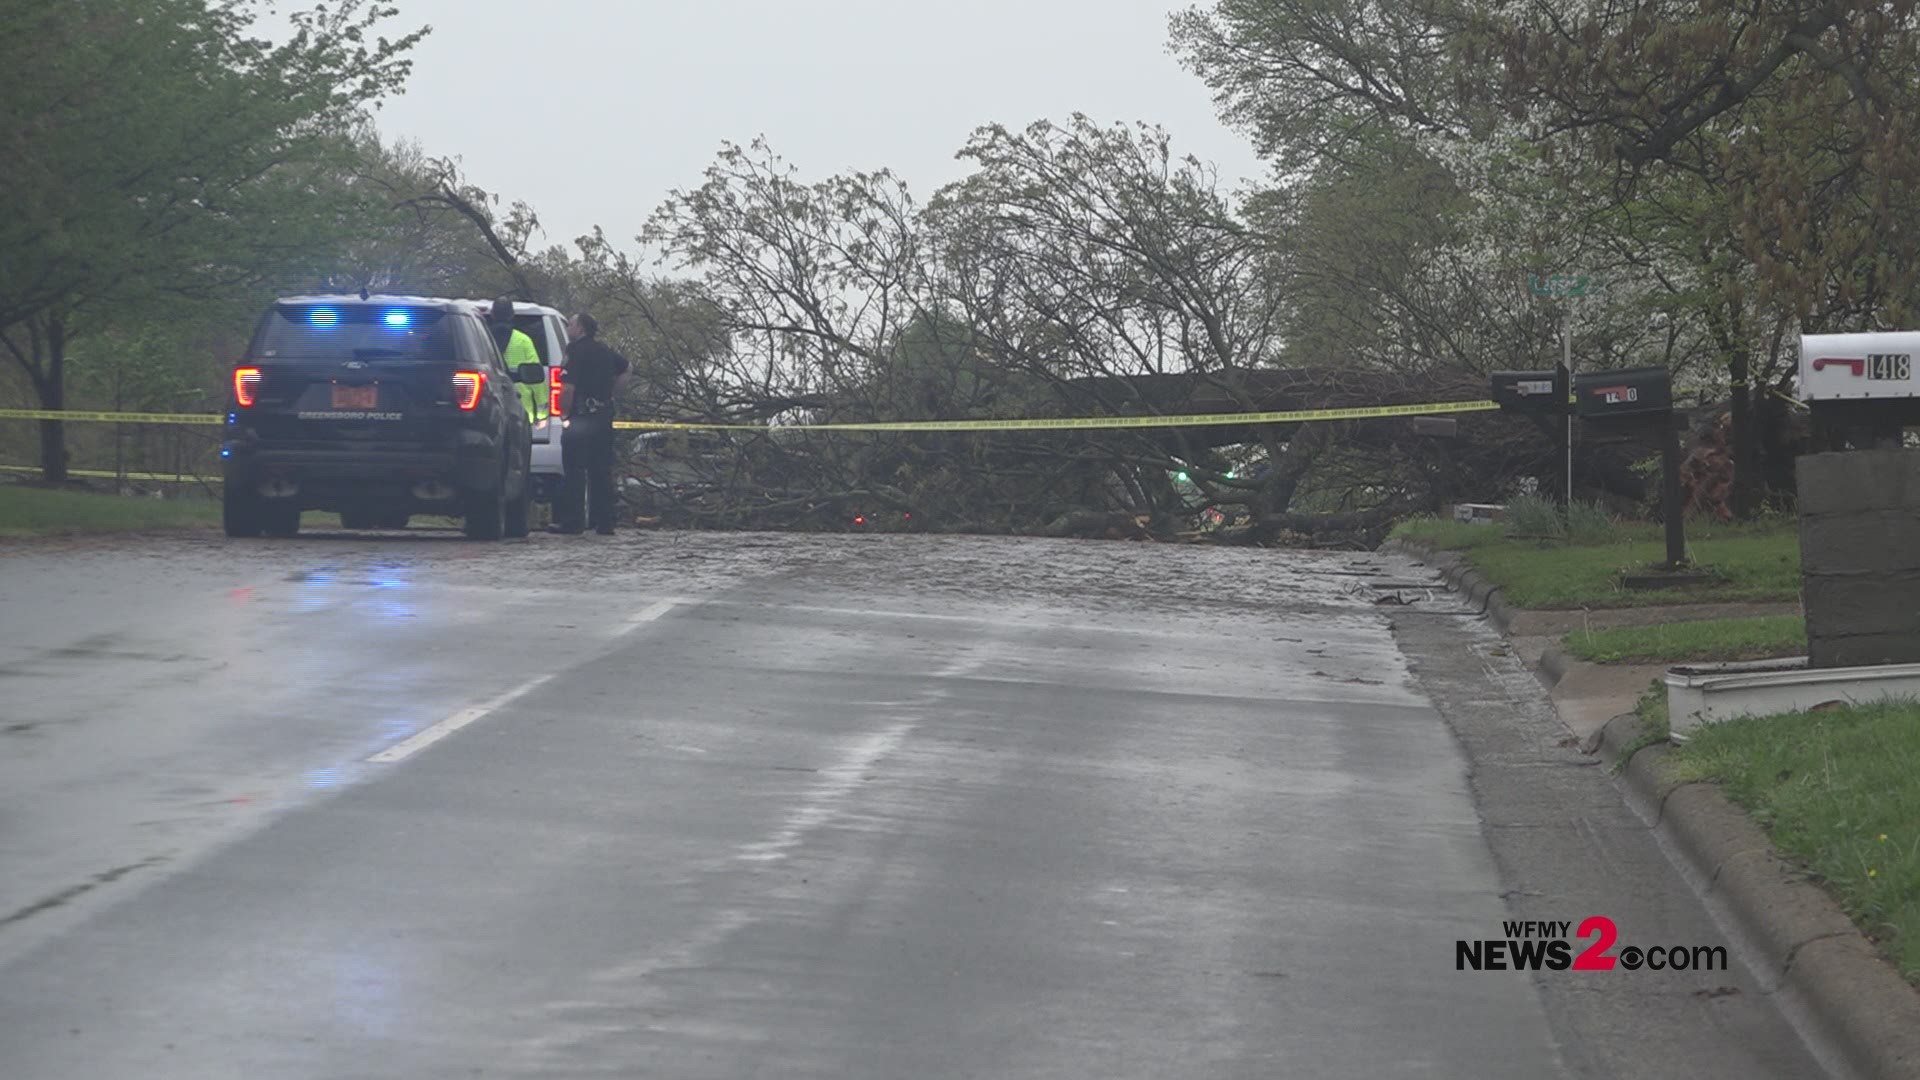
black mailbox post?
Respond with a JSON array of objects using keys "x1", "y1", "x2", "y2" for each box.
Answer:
[
  {"x1": 1580, "y1": 368, "x2": 1684, "y2": 570},
  {"x1": 1493, "y1": 364, "x2": 1687, "y2": 570},
  {"x1": 1491, "y1": 368, "x2": 1573, "y2": 500},
  {"x1": 1491, "y1": 368, "x2": 1569, "y2": 412}
]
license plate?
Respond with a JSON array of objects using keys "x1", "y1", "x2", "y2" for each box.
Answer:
[
  {"x1": 1868, "y1": 354, "x2": 1912, "y2": 381},
  {"x1": 332, "y1": 383, "x2": 378, "y2": 409}
]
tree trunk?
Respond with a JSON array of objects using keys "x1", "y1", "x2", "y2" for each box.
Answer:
[
  {"x1": 32, "y1": 316, "x2": 68, "y2": 484},
  {"x1": 1039, "y1": 509, "x2": 1152, "y2": 540},
  {"x1": 1728, "y1": 346, "x2": 1760, "y2": 519},
  {"x1": 1249, "y1": 504, "x2": 1409, "y2": 547},
  {"x1": 1701, "y1": 277, "x2": 1758, "y2": 520}
]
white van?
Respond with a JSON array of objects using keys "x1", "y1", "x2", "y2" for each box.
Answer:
[{"x1": 465, "y1": 300, "x2": 570, "y2": 502}]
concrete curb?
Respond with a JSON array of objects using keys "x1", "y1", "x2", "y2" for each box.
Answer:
[
  {"x1": 1536, "y1": 644, "x2": 1572, "y2": 690},
  {"x1": 1381, "y1": 536, "x2": 1920, "y2": 1080},
  {"x1": 1600, "y1": 718, "x2": 1920, "y2": 1080},
  {"x1": 1376, "y1": 538, "x2": 1518, "y2": 635}
]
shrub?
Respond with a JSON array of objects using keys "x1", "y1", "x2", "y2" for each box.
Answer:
[
  {"x1": 1566, "y1": 500, "x2": 1620, "y2": 544},
  {"x1": 1503, "y1": 493, "x2": 1565, "y2": 539}
]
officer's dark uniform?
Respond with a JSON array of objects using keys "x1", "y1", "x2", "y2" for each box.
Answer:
[{"x1": 555, "y1": 330, "x2": 629, "y2": 535}]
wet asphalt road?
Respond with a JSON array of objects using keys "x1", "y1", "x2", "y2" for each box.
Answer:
[{"x1": 0, "y1": 528, "x2": 1828, "y2": 1078}]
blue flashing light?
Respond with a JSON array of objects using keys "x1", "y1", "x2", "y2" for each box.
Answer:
[
  {"x1": 220, "y1": 447, "x2": 232, "y2": 458},
  {"x1": 382, "y1": 309, "x2": 411, "y2": 328},
  {"x1": 309, "y1": 307, "x2": 340, "y2": 327},
  {"x1": 226, "y1": 412, "x2": 237, "y2": 425}
]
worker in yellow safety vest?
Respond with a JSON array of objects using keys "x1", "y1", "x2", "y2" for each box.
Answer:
[{"x1": 487, "y1": 298, "x2": 547, "y2": 423}]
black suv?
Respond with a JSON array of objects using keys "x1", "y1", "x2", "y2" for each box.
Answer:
[{"x1": 221, "y1": 295, "x2": 543, "y2": 539}]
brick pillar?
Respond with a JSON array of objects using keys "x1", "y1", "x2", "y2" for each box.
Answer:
[{"x1": 1798, "y1": 449, "x2": 1920, "y2": 668}]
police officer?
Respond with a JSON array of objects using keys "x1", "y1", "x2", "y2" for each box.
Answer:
[
  {"x1": 487, "y1": 298, "x2": 545, "y2": 423},
  {"x1": 552, "y1": 312, "x2": 629, "y2": 535}
]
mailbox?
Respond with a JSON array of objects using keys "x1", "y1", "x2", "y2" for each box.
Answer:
[
  {"x1": 1491, "y1": 368, "x2": 1568, "y2": 412},
  {"x1": 1799, "y1": 332, "x2": 1920, "y2": 449},
  {"x1": 1801, "y1": 332, "x2": 1920, "y2": 401},
  {"x1": 1573, "y1": 367, "x2": 1672, "y2": 419}
]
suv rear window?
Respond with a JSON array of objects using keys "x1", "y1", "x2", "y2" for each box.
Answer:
[
  {"x1": 512, "y1": 314, "x2": 556, "y2": 365},
  {"x1": 252, "y1": 304, "x2": 455, "y2": 362}
]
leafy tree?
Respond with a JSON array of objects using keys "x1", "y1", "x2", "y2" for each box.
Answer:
[
  {"x1": 1174, "y1": 0, "x2": 1920, "y2": 515},
  {"x1": 642, "y1": 138, "x2": 935, "y2": 415},
  {"x1": 0, "y1": 0, "x2": 424, "y2": 479}
]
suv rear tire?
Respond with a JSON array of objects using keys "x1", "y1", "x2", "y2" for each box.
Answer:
[
  {"x1": 504, "y1": 486, "x2": 530, "y2": 538},
  {"x1": 223, "y1": 486, "x2": 263, "y2": 538},
  {"x1": 462, "y1": 483, "x2": 506, "y2": 540},
  {"x1": 261, "y1": 503, "x2": 301, "y2": 537}
]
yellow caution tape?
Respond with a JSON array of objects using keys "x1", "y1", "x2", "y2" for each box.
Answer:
[
  {"x1": 0, "y1": 408, "x2": 222, "y2": 425},
  {"x1": 0, "y1": 398, "x2": 1504, "y2": 483},
  {"x1": 0, "y1": 398, "x2": 1501, "y2": 433},
  {"x1": 613, "y1": 399, "x2": 1502, "y2": 432}
]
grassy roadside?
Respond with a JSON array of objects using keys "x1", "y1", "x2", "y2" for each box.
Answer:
[
  {"x1": 0, "y1": 484, "x2": 221, "y2": 537},
  {"x1": 0, "y1": 485, "x2": 365, "y2": 537},
  {"x1": 1564, "y1": 615, "x2": 1807, "y2": 665},
  {"x1": 1667, "y1": 700, "x2": 1920, "y2": 986},
  {"x1": 1613, "y1": 681, "x2": 1672, "y2": 765},
  {"x1": 1400, "y1": 510, "x2": 1915, "y2": 986},
  {"x1": 1390, "y1": 515, "x2": 1800, "y2": 609}
]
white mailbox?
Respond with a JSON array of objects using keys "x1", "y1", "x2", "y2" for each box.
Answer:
[{"x1": 1800, "y1": 332, "x2": 1920, "y2": 400}]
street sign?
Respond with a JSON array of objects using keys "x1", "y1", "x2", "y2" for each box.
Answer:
[{"x1": 1527, "y1": 274, "x2": 1593, "y2": 298}]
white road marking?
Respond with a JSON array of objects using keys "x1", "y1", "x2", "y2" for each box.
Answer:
[
  {"x1": 366, "y1": 676, "x2": 557, "y2": 764},
  {"x1": 366, "y1": 598, "x2": 682, "y2": 764},
  {"x1": 509, "y1": 653, "x2": 989, "y2": 1064},
  {"x1": 734, "y1": 720, "x2": 917, "y2": 864},
  {"x1": 726, "y1": 654, "x2": 983, "y2": 866},
  {"x1": 619, "y1": 598, "x2": 682, "y2": 634}
]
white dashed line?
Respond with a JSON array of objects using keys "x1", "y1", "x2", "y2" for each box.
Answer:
[{"x1": 367, "y1": 598, "x2": 682, "y2": 764}]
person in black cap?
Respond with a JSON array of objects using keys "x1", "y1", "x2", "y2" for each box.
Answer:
[{"x1": 552, "y1": 312, "x2": 629, "y2": 535}]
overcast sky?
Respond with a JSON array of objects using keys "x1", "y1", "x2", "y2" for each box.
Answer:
[{"x1": 278, "y1": 0, "x2": 1267, "y2": 255}]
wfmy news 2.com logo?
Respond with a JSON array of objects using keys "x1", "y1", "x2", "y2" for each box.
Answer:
[{"x1": 1456, "y1": 917, "x2": 1729, "y2": 973}]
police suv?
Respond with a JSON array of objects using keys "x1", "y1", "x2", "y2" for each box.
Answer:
[{"x1": 221, "y1": 295, "x2": 545, "y2": 539}]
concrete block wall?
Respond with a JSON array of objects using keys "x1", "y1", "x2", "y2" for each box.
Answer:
[{"x1": 1798, "y1": 450, "x2": 1920, "y2": 668}]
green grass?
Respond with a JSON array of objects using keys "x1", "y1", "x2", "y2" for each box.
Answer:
[
  {"x1": 0, "y1": 484, "x2": 221, "y2": 536},
  {"x1": 1668, "y1": 699, "x2": 1920, "y2": 985},
  {"x1": 1390, "y1": 515, "x2": 1801, "y2": 609},
  {"x1": 1612, "y1": 680, "x2": 1672, "y2": 770},
  {"x1": 0, "y1": 485, "x2": 364, "y2": 537},
  {"x1": 1389, "y1": 517, "x2": 1510, "y2": 550},
  {"x1": 1563, "y1": 615, "x2": 1808, "y2": 664}
]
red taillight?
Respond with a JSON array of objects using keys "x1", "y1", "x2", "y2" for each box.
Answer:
[
  {"x1": 548, "y1": 366, "x2": 564, "y2": 418},
  {"x1": 451, "y1": 370, "x2": 485, "y2": 411},
  {"x1": 233, "y1": 366, "x2": 262, "y2": 407}
]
